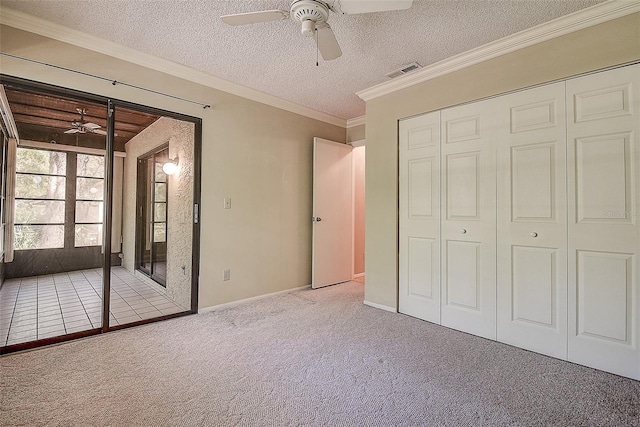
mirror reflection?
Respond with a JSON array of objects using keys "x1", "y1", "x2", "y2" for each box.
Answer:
[{"x1": 0, "y1": 85, "x2": 195, "y2": 348}]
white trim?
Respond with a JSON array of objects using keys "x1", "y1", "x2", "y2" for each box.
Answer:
[
  {"x1": 0, "y1": 7, "x2": 347, "y2": 128},
  {"x1": 347, "y1": 115, "x2": 365, "y2": 127},
  {"x1": 350, "y1": 138, "x2": 365, "y2": 148},
  {"x1": 357, "y1": 0, "x2": 640, "y2": 101},
  {"x1": 364, "y1": 300, "x2": 396, "y2": 313},
  {"x1": 351, "y1": 148, "x2": 356, "y2": 280},
  {"x1": 353, "y1": 273, "x2": 364, "y2": 278},
  {"x1": 198, "y1": 285, "x2": 311, "y2": 313},
  {"x1": 19, "y1": 139, "x2": 127, "y2": 157}
]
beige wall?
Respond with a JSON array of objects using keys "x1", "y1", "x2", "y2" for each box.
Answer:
[
  {"x1": 364, "y1": 13, "x2": 640, "y2": 308},
  {"x1": 0, "y1": 25, "x2": 346, "y2": 309},
  {"x1": 347, "y1": 124, "x2": 365, "y2": 143}
]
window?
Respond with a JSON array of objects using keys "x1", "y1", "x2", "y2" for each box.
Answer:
[
  {"x1": 75, "y1": 153, "x2": 104, "y2": 247},
  {"x1": 14, "y1": 147, "x2": 67, "y2": 250},
  {"x1": 153, "y1": 159, "x2": 167, "y2": 244},
  {"x1": 13, "y1": 147, "x2": 106, "y2": 250}
]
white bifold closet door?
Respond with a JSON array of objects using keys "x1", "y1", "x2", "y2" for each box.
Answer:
[
  {"x1": 440, "y1": 99, "x2": 498, "y2": 340},
  {"x1": 496, "y1": 82, "x2": 568, "y2": 359},
  {"x1": 566, "y1": 64, "x2": 640, "y2": 380},
  {"x1": 398, "y1": 111, "x2": 441, "y2": 323}
]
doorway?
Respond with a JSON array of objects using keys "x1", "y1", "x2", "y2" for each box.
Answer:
[
  {"x1": 311, "y1": 137, "x2": 365, "y2": 288},
  {"x1": 136, "y1": 145, "x2": 169, "y2": 286},
  {"x1": 352, "y1": 143, "x2": 365, "y2": 281}
]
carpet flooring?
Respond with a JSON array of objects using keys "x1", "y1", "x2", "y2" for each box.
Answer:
[{"x1": 1, "y1": 281, "x2": 639, "y2": 426}]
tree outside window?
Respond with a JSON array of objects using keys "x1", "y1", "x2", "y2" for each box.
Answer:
[
  {"x1": 14, "y1": 147, "x2": 66, "y2": 250},
  {"x1": 14, "y1": 147, "x2": 105, "y2": 250},
  {"x1": 75, "y1": 153, "x2": 104, "y2": 247}
]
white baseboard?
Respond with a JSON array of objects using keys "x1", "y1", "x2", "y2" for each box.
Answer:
[
  {"x1": 353, "y1": 273, "x2": 364, "y2": 279},
  {"x1": 364, "y1": 300, "x2": 396, "y2": 313},
  {"x1": 198, "y1": 285, "x2": 311, "y2": 313}
]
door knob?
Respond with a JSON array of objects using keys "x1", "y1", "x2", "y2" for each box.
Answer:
[
  {"x1": 460, "y1": 229, "x2": 467, "y2": 234},
  {"x1": 312, "y1": 217, "x2": 322, "y2": 222},
  {"x1": 531, "y1": 232, "x2": 538, "y2": 238}
]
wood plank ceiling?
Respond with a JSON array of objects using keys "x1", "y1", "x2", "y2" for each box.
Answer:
[{"x1": 4, "y1": 86, "x2": 159, "y2": 151}]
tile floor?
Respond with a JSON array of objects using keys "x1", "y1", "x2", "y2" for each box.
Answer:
[{"x1": 0, "y1": 266, "x2": 188, "y2": 347}]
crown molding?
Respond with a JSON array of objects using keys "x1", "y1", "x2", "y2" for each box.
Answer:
[
  {"x1": 357, "y1": 0, "x2": 640, "y2": 101},
  {"x1": 347, "y1": 115, "x2": 365, "y2": 127},
  {"x1": 0, "y1": 7, "x2": 347, "y2": 128}
]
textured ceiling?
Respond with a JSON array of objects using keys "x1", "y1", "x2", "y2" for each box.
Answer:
[{"x1": 1, "y1": 0, "x2": 604, "y2": 120}]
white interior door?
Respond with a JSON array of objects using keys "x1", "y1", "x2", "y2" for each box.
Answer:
[
  {"x1": 440, "y1": 98, "x2": 498, "y2": 340},
  {"x1": 398, "y1": 111, "x2": 441, "y2": 323},
  {"x1": 312, "y1": 137, "x2": 353, "y2": 289},
  {"x1": 566, "y1": 64, "x2": 640, "y2": 380},
  {"x1": 496, "y1": 82, "x2": 568, "y2": 359}
]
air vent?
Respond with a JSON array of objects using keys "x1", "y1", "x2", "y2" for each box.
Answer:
[{"x1": 385, "y1": 62, "x2": 422, "y2": 79}]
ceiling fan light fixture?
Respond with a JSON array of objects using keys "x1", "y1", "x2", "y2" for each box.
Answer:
[
  {"x1": 220, "y1": 0, "x2": 413, "y2": 62},
  {"x1": 291, "y1": 0, "x2": 329, "y2": 24},
  {"x1": 301, "y1": 19, "x2": 316, "y2": 37}
]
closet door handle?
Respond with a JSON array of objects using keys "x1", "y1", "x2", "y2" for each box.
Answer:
[
  {"x1": 531, "y1": 232, "x2": 538, "y2": 238},
  {"x1": 460, "y1": 229, "x2": 467, "y2": 234}
]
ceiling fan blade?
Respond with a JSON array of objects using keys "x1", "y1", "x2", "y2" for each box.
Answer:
[
  {"x1": 336, "y1": 0, "x2": 413, "y2": 15},
  {"x1": 316, "y1": 24, "x2": 342, "y2": 61},
  {"x1": 221, "y1": 10, "x2": 288, "y2": 26},
  {"x1": 92, "y1": 129, "x2": 107, "y2": 135},
  {"x1": 84, "y1": 122, "x2": 101, "y2": 130},
  {"x1": 64, "y1": 129, "x2": 80, "y2": 134}
]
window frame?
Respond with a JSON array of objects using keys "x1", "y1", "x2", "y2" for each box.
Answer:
[
  {"x1": 74, "y1": 153, "x2": 105, "y2": 248},
  {"x1": 13, "y1": 146, "x2": 68, "y2": 250},
  {"x1": 12, "y1": 147, "x2": 110, "y2": 250},
  {"x1": 0, "y1": 131, "x2": 6, "y2": 259}
]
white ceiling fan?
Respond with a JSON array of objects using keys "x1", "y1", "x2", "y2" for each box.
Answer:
[
  {"x1": 221, "y1": 0, "x2": 414, "y2": 61},
  {"x1": 64, "y1": 108, "x2": 107, "y2": 135}
]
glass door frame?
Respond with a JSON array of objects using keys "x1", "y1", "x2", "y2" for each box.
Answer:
[
  {"x1": 135, "y1": 144, "x2": 170, "y2": 287},
  {"x1": 0, "y1": 75, "x2": 202, "y2": 353}
]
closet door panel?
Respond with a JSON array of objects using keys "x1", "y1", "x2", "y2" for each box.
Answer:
[
  {"x1": 399, "y1": 111, "x2": 441, "y2": 323},
  {"x1": 567, "y1": 64, "x2": 640, "y2": 380},
  {"x1": 441, "y1": 99, "x2": 498, "y2": 339},
  {"x1": 496, "y1": 82, "x2": 568, "y2": 359},
  {"x1": 445, "y1": 240, "x2": 480, "y2": 309}
]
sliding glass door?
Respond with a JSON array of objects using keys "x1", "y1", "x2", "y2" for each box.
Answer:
[
  {"x1": 0, "y1": 77, "x2": 200, "y2": 352},
  {"x1": 136, "y1": 146, "x2": 168, "y2": 286},
  {"x1": 0, "y1": 87, "x2": 108, "y2": 348},
  {"x1": 112, "y1": 107, "x2": 198, "y2": 328}
]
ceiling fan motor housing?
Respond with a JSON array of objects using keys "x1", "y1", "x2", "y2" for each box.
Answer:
[{"x1": 290, "y1": 0, "x2": 329, "y2": 37}]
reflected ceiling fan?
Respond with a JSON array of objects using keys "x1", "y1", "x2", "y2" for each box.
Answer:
[
  {"x1": 221, "y1": 0, "x2": 414, "y2": 61},
  {"x1": 64, "y1": 108, "x2": 107, "y2": 135}
]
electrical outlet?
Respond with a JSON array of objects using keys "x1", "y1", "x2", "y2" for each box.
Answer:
[
  {"x1": 223, "y1": 269, "x2": 230, "y2": 281},
  {"x1": 224, "y1": 197, "x2": 231, "y2": 209}
]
